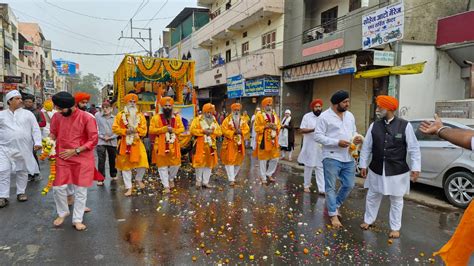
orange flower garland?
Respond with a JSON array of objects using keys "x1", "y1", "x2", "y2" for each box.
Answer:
[
  {"x1": 38, "y1": 137, "x2": 57, "y2": 195},
  {"x1": 163, "y1": 60, "x2": 190, "y2": 79},
  {"x1": 136, "y1": 57, "x2": 163, "y2": 77}
]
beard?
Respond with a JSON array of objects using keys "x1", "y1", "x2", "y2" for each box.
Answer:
[
  {"x1": 61, "y1": 108, "x2": 73, "y2": 117},
  {"x1": 264, "y1": 106, "x2": 272, "y2": 113},
  {"x1": 204, "y1": 113, "x2": 214, "y2": 123},
  {"x1": 163, "y1": 108, "x2": 173, "y2": 118},
  {"x1": 313, "y1": 110, "x2": 322, "y2": 117},
  {"x1": 376, "y1": 109, "x2": 387, "y2": 120},
  {"x1": 78, "y1": 105, "x2": 87, "y2": 111},
  {"x1": 125, "y1": 105, "x2": 138, "y2": 126},
  {"x1": 336, "y1": 103, "x2": 348, "y2": 113},
  {"x1": 232, "y1": 113, "x2": 240, "y2": 122}
]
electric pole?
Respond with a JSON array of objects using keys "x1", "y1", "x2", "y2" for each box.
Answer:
[{"x1": 119, "y1": 19, "x2": 153, "y2": 57}]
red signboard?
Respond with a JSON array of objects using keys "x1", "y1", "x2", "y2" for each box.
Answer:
[
  {"x1": 436, "y1": 11, "x2": 474, "y2": 47},
  {"x1": 302, "y1": 39, "x2": 344, "y2": 57},
  {"x1": 0, "y1": 83, "x2": 18, "y2": 93}
]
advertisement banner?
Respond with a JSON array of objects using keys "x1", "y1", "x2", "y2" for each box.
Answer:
[
  {"x1": 244, "y1": 79, "x2": 265, "y2": 97},
  {"x1": 173, "y1": 104, "x2": 195, "y2": 132},
  {"x1": 283, "y1": 55, "x2": 357, "y2": 83},
  {"x1": 362, "y1": 1, "x2": 404, "y2": 50},
  {"x1": 227, "y1": 75, "x2": 244, "y2": 98},
  {"x1": 373, "y1": 51, "x2": 395, "y2": 66},
  {"x1": 23, "y1": 42, "x2": 34, "y2": 56},
  {"x1": 53, "y1": 60, "x2": 80, "y2": 76},
  {"x1": 264, "y1": 77, "x2": 280, "y2": 95}
]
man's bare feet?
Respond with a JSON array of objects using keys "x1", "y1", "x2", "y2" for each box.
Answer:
[
  {"x1": 229, "y1": 181, "x2": 235, "y2": 187},
  {"x1": 53, "y1": 214, "x2": 69, "y2": 227},
  {"x1": 360, "y1": 223, "x2": 371, "y2": 230},
  {"x1": 124, "y1": 189, "x2": 132, "y2": 197},
  {"x1": 267, "y1": 176, "x2": 276, "y2": 182},
  {"x1": 260, "y1": 178, "x2": 267, "y2": 184},
  {"x1": 304, "y1": 187, "x2": 311, "y2": 193},
  {"x1": 330, "y1": 216, "x2": 343, "y2": 229},
  {"x1": 195, "y1": 181, "x2": 202, "y2": 188},
  {"x1": 84, "y1": 207, "x2": 91, "y2": 213},
  {"x1": 67, "y1": 195, "x2": 74, "y2": 206},
  {"x1": 169, "y1": 180, "x2": 175, "y2": 188},
  {"x1": 163, "y1": 187, "x2": 171, "y2": 194},
  {"x1": 389, "y1": 230, "x2": 400, "y2": 238},
  {"x1": 137, "y1": 181, "x2": 145, "y2": 189},
  {"x1": 73, "y1": 222, "x2": 87, "y2": 231}
]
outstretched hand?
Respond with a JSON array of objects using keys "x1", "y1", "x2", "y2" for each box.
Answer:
[{"x1": 419, "y1": 114, "x2": 443, "y2": 135}]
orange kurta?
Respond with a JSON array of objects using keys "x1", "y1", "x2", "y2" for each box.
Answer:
[
  {"x1": 252, "y1": 111, "x2": 281, "y2": 160},
  {"x1": 221, "y1": 115, "x2": 250, "y2": 166},
  {"x1": 434, "y1": 201, "x2": 474, "y2": 265},
  {"x1": 149, "y1": 114, "x2": 185, "y2": 167},
  {"x1": 112, "y1": 111, "x2": 149, "y2": 170},
  {"x1": 190, "y1": 115, "x2": 222, "y2": 169}
]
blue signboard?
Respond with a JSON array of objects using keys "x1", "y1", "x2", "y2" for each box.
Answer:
[
  {"x1": 264, "y1": 77, "x2": 280, "y2": 95},
  {"x1": 244, "y1": 79, "x2": 265, "y2": 96},
  {"x1": 227, "y1": 75, "x2": 244, "y2": 98},
  {"x1": 53, "y1": 60, "x2": 79, "y2": 76}
]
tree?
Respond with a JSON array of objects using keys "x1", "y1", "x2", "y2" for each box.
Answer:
[{"x1": 68, "y1": 72, "x2": 102, "y2": 104}]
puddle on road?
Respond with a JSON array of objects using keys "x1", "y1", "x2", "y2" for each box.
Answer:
[{"x1": 110, "y1": 158, "x2": 457, "y2": 265}]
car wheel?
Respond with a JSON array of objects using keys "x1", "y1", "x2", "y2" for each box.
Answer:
[{"x1": 444, "y1": 171, "x2": 474, "y2": 209}]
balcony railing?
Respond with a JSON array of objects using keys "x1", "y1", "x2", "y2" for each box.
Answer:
[
  {"x1": 303, "y1": 16, "x2": 347, "y2": 44},
  {"x1": 209, "y1": 8, "x2": 221, "y2": 20}
]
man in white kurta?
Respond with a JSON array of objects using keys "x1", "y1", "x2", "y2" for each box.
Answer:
[
  {"x1": 0, "y1": 90, "x2": 42, "y2": 207},
  {"x1": 359, "y1": 95, "x2": 421, "y2": 238},
  {"x1": 298, "y1": 99, "x2": 325, "y2": 194}
]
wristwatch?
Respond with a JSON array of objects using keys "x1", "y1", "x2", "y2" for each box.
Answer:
[{"x1": 75, "y1": 148, "x2": 81, "y2": 155}]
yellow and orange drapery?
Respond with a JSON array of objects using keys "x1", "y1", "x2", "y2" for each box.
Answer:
[{"x1": 113, "y1": 55, "x2": 195, "y2": 110}]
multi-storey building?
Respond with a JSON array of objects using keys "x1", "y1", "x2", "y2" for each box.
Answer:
[
  {"x1": 0, "y1": 4, "x2": 19, "y2": 101},
  {"x1": 193, "y1": 0, "x2": 284, "y2": 114},
  {"x1": 283, "y1": 0, "x2": 469, "y2": 132}
]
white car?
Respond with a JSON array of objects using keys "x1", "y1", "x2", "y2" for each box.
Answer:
[{"x1": 410, "y1": 119, "x2": 474, "y2": 208}]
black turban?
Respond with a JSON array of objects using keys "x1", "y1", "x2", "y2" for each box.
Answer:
[
  {"x1": 330, "y1": 90, "x2": 349, "y2": 105},
  {"x1": 52, "y1": 91, "x2": 75, "y2": 109},
  {"x1": 22, "y1": 93, "x2": 35, "y2": 102}
]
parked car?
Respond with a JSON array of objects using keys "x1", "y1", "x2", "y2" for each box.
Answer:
[{"x1": 410, "y1": 119, "x2": 474, "y2": 208}]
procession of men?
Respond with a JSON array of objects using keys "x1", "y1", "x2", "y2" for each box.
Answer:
[{"x1": 0, "y1": 89, "x2": 425, "y2": 238}]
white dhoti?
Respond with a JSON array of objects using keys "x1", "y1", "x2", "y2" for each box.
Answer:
[
  {"x1": 195, "y1": 168, "x2": 212, "y2": 185},
  {"x1": 224, "y1": 165, "x2": 241, "y2": 182},
  {"x1": 303, "y1": 165, "x2": 325, "y2": 193},
  {"x1": 259, "y1": 159, "x2": 278, "y2": 181},
  {"x1": 158, "y1": 165, "x2": 180, "y2": 188},
  {"x1": 122, "y1": 168, "x2": 146, "y2": 189},
  {"x1": 53, "y1": 184, "x2": 88, "y2": 223},
  {"x1": 67, "y1": 184, "x2": 75, "y2": 196},
  {"x1": 363, "y1": 169, "x2": 410, "y2": 231}
]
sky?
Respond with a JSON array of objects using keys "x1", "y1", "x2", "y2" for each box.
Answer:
[{"x1": 9, "y1": 0, "x2": 197, "y2": 85}]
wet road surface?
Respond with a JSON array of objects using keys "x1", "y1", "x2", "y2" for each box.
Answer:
[{"x1": 0, "y1": 154, "x2": 464, "y2": 264}]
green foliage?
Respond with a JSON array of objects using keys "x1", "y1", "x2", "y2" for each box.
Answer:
[{"x1": 68, "y1": 72, "x2": 102, "y2": 104}]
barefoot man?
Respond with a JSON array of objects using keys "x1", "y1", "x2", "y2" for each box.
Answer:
[
  {"x1": 149, "y1": 97, "x2": 185, "y2": 194},
  {"x1": 221, "y1": 103, "x2": 250, "y2": 186},
  {"x1": 190, "y1": 103, "x2": 222, "y2": 188},
  {"x1": 359, "y1": 95, "x2": 421, "y2": 238},
  {"x1": 50, "y1": 92, "x2": 98, "y2": 231},
  {"x1": 253, "y1": 97, "x2": 280, "y2": 184},
  {"x1": 315, "y1": 90, "x2": 362, "y2": 228},
  {"x1": 112, "y1": 93, "x2": 149, "y2": 196}
]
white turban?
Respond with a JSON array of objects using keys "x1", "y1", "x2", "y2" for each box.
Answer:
[
  {"x1": 5, "y1": 90, "x2": 21, "y2": 102},
  {"x1": 285, "y1": 109, "x2": 291, "y2": 115}
]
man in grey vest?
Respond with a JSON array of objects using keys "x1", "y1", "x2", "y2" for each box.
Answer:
[{"x1": 359, "y1": 95, "x2": 421, "y2": 239}]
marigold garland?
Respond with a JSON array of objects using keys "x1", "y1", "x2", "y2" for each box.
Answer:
[
  {"x1": 136, "y1": 57, "x2": 163, "y2": 77},
  {"x1": 39, "y1": 137, "x2": 57, "y2": 195}
]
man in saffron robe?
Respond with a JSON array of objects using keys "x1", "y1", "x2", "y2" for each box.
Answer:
[
  {"x1": 50, "y1": 92, "x2": 98, "y2": 231},
  {"x1": 253, "y1": 97, "x2": 281, "y2": 184},
  {"x1": 190, "y1": 103, "x2": 222, "y2": 188},
  {"x1": 221, "y1": 103, "x2": 250, "y2": 186},
  {"x1": 112, "y1": 93, "x2": 149, "y2": 196},
  {"x1": 149, "y1": 97, "x2": 185, "y2": 194}
]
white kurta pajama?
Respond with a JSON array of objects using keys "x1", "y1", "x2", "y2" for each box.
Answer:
[
  {"x1": 297, "y1": 112, "x2": 325, "y2": 193},
  {"x1": 0, "y1": 108, "x2": 42, "y2": 198},
  {"x1": 360, "y1": 120, "x2": 421, "y2": 231}
]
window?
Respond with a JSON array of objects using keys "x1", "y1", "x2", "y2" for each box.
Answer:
[
  {"x1": 321, "y1": 6, "x2": 338, "y2": 33},
  {"x1": 349, "y1": 0, "x2": 361, "y2": 12},
  {"x1": 262, "y1": 31, "x2": 276, "y2": 49},
  {"x1": 226, "y1": 40, "x2": 230, "y2": 46},
  {"x1": 411, "y1": 121, "x2": 458, "y2": 141},
  {"x1": 243, "y1": 31, "x2": 247, "y2": 38},
  {"x1": 225, "y1": 49, "x2": 232, "y2": 63},
  {"x1": 242, "y1": 42, "x2": 249, "y2": 56}
]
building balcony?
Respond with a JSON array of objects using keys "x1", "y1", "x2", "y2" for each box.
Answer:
[
  {"x1": 197, "y1": 48, "x2": 282, "y2": 88},
  {"x1": 194, "y1": 0, "x2": 284, "y2": 47}
]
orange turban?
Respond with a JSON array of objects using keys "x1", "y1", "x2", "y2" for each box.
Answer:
[
  {"x1": 74, "y1": 92, "x2": 91, "y2": 104},
  {"x1": 310, "y1": 99, "x2": 323, "y2": 109},
  {"x1": 123, "y1": 93, "x2": 138, "y2": 103},
  {"x1": 231, "y1": 103, "x2": 241, "y2": 111},
  {"x1": 203, "y1": 103, "x2": 215, "y2": 113},
  {"x1": 160, "y1": 96, "x2": 174, "y2": 106},
  {"x1": 376, "y1": 95, "x2": 398, "y2": 111},
  {"x1": 44, "y1": 99, "x2": 54, "y2": 111},
  {"x1": 262, "y1": 97, "x2": 273, "y2": 106}
]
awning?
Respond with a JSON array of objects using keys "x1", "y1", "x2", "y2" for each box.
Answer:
[{"x1": 354, "y1": 61, "x2": 427, "y2": 79}]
